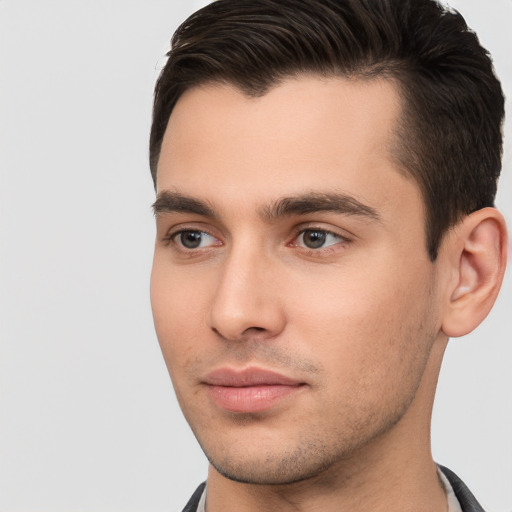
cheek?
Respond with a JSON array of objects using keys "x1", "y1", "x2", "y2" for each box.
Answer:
[
  {"x1": 288, "y1": 264, "x2": 406, "y2": 336},
  {"x1": 150, "y1": 258, "x2": 208, "y2": 374},
  {"x1": 287, "y1": 261, "x2": 436, "y2": 389}
]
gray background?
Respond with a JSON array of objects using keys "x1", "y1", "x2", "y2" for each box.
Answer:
[{"x1": 0, "y1": 1, "x2": 510, "y2": 510}]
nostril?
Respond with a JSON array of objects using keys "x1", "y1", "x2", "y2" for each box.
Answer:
[
  {"x1": 211, "y1": 325, "x2": 268, "y2": 342},
  {"x1": 242, "y1": 326, "x2": 266, "y2": 335}
]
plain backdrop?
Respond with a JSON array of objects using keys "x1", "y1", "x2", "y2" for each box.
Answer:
[{"x1": 0, "y1": 1, "x2": 511, "y2": 511}]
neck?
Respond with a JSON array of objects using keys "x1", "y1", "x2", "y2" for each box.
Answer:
[{"x1": 205, "y1": 337, "x2": 449, "y2": 512}]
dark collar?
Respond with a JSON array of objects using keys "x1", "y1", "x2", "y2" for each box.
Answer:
[
  {"x1": 181, "y1": 482, "x2": 206, "y2": 512},
  {"x1": 182, "y1": 467, "x2": 485, "y2": 512},
  {"x1": 439, "y1": 465, "x2": 486, "y2": 512}
]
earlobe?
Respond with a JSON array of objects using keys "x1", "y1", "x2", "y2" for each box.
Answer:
[{"x1": 441, "y1": 207, "x2": 508, "y2": 338}]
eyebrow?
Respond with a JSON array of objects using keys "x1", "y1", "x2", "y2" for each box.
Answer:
[
  {"x1": 152, "y1": 190, "x2": 380, "y2": 222},
  {"x1": 261, "y1": 192, "x2": 381, "y2": 222},
  {"x1": 152, "y1": 191, "x2": 217, "y2": 218}
]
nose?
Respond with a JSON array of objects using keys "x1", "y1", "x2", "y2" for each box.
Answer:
[{"x1": 208, "y1": 243, "x2": 286, "y2": 342}]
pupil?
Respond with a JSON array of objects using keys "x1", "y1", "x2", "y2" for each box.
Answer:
[
  {"x1": 304, "y1": 230, "x2": 326, "y2": 249},
  {"x1": 181, "y1": 231, "x2": 202, "y2": 248}
]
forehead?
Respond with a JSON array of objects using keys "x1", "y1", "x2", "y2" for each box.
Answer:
[{"x1": 156, "y1": 76, "x2": 417, "y2": 221}]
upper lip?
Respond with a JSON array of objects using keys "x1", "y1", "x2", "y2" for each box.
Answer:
[{"x1": 203, "y1": 367, "x2": 303, "y2": 387}]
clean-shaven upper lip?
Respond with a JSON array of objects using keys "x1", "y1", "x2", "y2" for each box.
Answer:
[{"x1": 203, "y1": 367, "x2": 304, "y2": 387}]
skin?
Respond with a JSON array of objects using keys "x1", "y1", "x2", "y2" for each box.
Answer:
[{"x1": 150, "y1": 76, "x2": 507, "y2": 511}]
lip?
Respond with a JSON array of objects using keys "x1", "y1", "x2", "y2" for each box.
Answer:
[{"x1": 203, "y1": 367, "x2": 306, "y2": 413}]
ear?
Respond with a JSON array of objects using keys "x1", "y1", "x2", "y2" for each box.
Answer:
[{"x1": 441, "y1": 207, "x2": 508, "y2": 338}]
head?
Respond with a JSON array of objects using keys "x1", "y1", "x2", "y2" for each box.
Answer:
[
  {"x1": 150, "y1": 0, "x2": 505, "y2": 261},
  {"x1": 149, "y1": 0, "x2": 507, "y2": 489}
]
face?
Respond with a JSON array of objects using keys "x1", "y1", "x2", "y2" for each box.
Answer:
[{"x1": 151, "y1": 77, "x2": 444, "y2": 485}]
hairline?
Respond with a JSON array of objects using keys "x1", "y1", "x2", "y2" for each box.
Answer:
[{"x1": 153, "y1": 68, "x2": 414, "y2": 181}]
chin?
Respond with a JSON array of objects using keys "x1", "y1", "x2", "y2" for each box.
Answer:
[
  {"x1": 209, "y1": 457, "x2": 337, "y2": 486},
  {"x1": 200, "y1": 433, "x2": 352, "y2": 486}
]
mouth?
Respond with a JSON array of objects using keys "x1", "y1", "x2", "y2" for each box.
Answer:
[{"x1": 202, "y1": 367, "x2": 306, "y2": 413}]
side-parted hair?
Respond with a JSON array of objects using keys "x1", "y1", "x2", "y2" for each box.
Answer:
[{"x1": 149, "y1": 0, "x2": 504, "y2": 260}]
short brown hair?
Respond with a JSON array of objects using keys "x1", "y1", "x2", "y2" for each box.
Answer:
[{"x1": 149, "y1": 0, "x2": 504, "y2": 260}]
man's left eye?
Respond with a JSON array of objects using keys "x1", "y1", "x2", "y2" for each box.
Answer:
[{"x1": 295, "y1": 229, "x2": 343, "y2": 249}]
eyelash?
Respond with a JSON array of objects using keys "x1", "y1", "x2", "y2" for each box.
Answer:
[
  {"x1": 162, "y1": 229, "x2": 219, "y2": 251},
  {"x1": 162, "y1": 226, "x2": 351, "y2": 255},
  {"x1": 289, "y1": 227, "x2": 350, "y2": 254}
]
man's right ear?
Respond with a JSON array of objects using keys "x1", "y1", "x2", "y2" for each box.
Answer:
[{"x1": 440, "y1": 207, "x2": 508, "y2": 338}]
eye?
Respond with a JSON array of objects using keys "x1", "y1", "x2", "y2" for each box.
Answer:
[
  {"x1": 295, "y1": 229, "x2": 343, "y2": 249},
  {"x1": 172, "y1": 230, "x2": 220, "y2": 249}
]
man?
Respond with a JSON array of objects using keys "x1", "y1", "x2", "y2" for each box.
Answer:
[{"x1": 148, "y1": 0, "x2": 508, "y2": 510}]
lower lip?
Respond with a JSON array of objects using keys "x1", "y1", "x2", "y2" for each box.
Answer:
[{"x1": 206, "y1": 384, "x2": 303, "y2": 413}]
